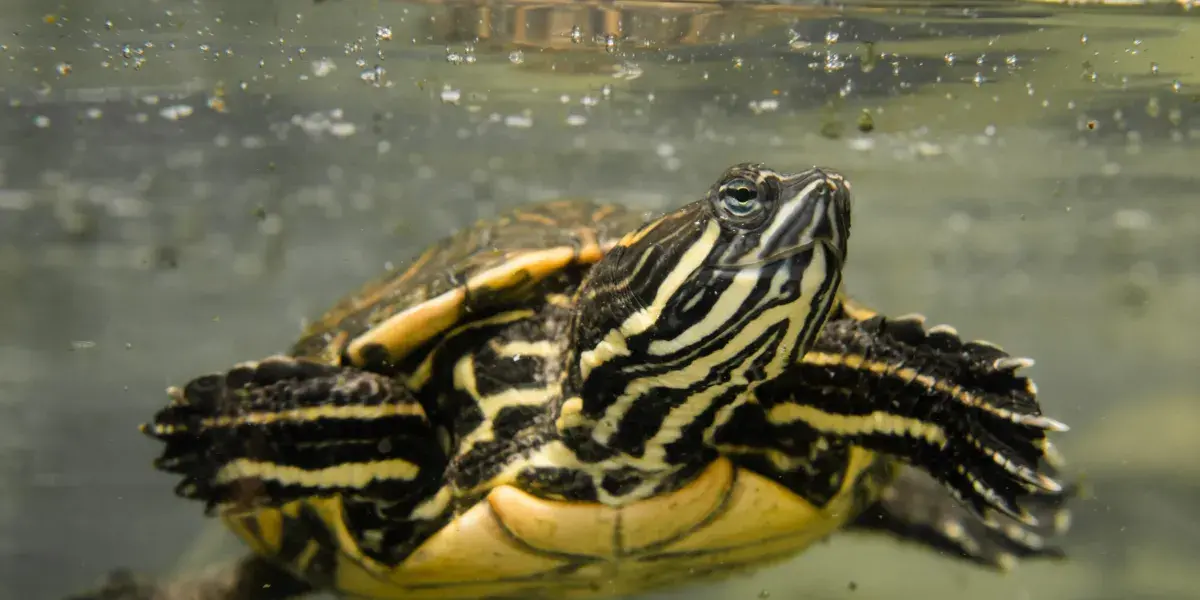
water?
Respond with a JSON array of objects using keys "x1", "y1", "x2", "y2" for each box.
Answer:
[{"x1": 1, "y1": 0, "x2": 1197, "y2": 599}]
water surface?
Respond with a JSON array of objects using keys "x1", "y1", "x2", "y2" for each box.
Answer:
[{"x1": 1, "y1": 1, "x2": 1197, "y2": 599}]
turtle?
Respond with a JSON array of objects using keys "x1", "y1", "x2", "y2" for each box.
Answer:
[{"x1": 71, "y1": 163, "x2": 1073, "y2": 600}]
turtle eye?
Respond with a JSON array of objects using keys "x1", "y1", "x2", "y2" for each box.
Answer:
[{"x1": 716, "y1": 177, "x2": 765, "y2": 222}]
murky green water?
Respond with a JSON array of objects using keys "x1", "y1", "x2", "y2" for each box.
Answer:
[{"x1": 1, "y1": 1, "x2": 1197, "y2": 599}]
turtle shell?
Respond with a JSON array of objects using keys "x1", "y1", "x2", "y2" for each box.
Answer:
[
  {"x1": 223, "y1": 449, "x2": 890, "y2": 599},
  {"x1": 290, "y1": 199, "x2": 651, "y2": 368}
]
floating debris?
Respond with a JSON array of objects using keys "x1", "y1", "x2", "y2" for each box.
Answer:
[
  {"x1": 159, "y1": 104, "x2": 194, "y2": 121},
  {"x1": 311, "y1": 57, "x2": 337, "y2": 77},
  {"x1": 612, "y1": 62, "x2": 643, "y2": 80},
  {"x1": 440, "y1": 86, "x2": 462, "y2": 105},
  {"x1": 787, "y1": 29, "x2": 811, "y2": 50},
  {"x1": 748, "y1": 99, "x2": 780, "y2": 115},
  {"x1": 360, "y1": 65, "x2": 385, "y2": 86},
  {"x1": 504, "y1": 113, "x2": 533, "y2": 128},
  {"x1": 328, "y1": 122, "x2": 356, "y2": 138},
  {"x1": 857, "y1": 110, "x2": 875, "y2": 133}
]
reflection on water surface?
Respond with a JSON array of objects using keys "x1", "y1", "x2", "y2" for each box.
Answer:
[{"x1": 0, "y1": 1, "x2": 1197, "y2": 599}]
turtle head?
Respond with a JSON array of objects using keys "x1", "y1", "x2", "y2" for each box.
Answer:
[{"x1": 559, "y1": 163, "x2": 851, "y2": 470}]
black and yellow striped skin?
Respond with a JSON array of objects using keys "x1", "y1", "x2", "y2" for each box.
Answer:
[
  {"x1": 127, "y1": 164, "x2": 1072, "y2": 600},
  {"x1": 551, "y1": 167, "x2": 853, "y2": 503}
]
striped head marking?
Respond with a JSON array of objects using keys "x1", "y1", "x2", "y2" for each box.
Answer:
[{"x1": 560, "y1": 163, "x2": 852, "y2": 464}]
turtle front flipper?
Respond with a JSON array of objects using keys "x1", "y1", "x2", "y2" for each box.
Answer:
[
  {"x1": 144, "y1": 356, "x2": 446, "y2": 517},
  {"x1": 759, "y1": 307, "x2": 1071, "y2": 529},
  {"x1": 66, "y1": 555, "x2": 312, "y2": 600},
  {"x1": 849, "y1": 465, "x2": 1073, "y2": 569}
]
